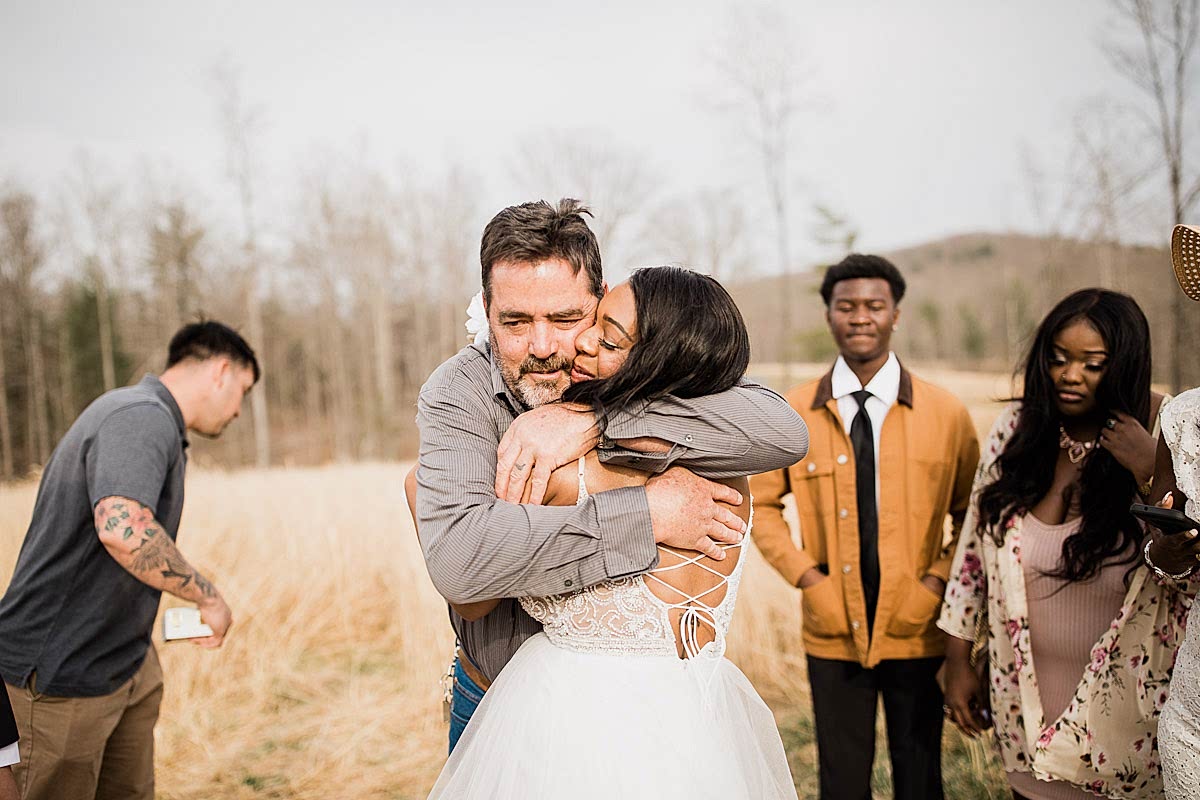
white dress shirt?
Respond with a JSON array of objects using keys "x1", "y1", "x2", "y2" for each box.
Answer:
[
  {"x1": 0, "y1": 741, "x2": 18, "y2": 768},
  {"x1": 831, "y1": 352, "x2": 901, "y2": 507}
]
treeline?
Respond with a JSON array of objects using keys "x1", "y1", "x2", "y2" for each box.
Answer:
[
  {"x1": 5, "y1": 164, "x2": 1194, "y2": 484},
  {"x1": 0, "y1": 168, "x2": 480, "y2": 480},
  {"x1": 737, "y1": 232, "x2": 1199, "y2": 387}
]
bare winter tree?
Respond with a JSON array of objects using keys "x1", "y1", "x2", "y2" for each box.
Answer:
[
  {"x1": 708, "y1": 1, "x2": 811, "y2": 357},
  {"x1": 425, "y1": 167, "x2": 479, "y2": 357},
  {"x1": 359, "y1": 181, "x2": 398, "y2": 446},
  {"x1": 641, "y1": 189, "x2": 750, "y2": 282},
  {"x1": 331, "y1": 157, "x2": 402, "y2": 457},
  {"x1": 214, "y1": 60, "x2": 271, "y2": 466},
  {"x1": 0, "y1": 190, "x2": 50, "y2": 466},
  {"x1": 1070, "y1": 101, "x2": 1158, "y2": 288},
  {"x1": 810, "y1": 204, "x2": 859, "y2": 259},
  {"x1": 509, "y1": 131, "x2": 657, "y2": 274},
  {"x1": 148, "y1": 202, "x2": 206, "y2": 336},
  {"x1": 58, "y1": 154, "x2": 129, "y2": 393},
  {"x1": 0, "y1": 188, "x2": 27, "y2": 476},
  {"x1": 1107, "y1": 0, "x2": 1200, "y2": 390}
]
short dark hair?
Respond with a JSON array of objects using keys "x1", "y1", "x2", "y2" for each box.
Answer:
[
  {"x1": 480, "y1": 198, "x2": 603, "y2": 304},
  {"x1": 167, "y1": 320, "x2": 261, "y2": 383},
  {"x1": 562, "y1": 266, "x2": 750, "y2": 433},
  {"x1": 819, "y1": 254, "x2": 907, "y2": 306}
]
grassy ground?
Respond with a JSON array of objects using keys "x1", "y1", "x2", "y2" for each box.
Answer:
[{"x1": 0, "y1": 366, "x2": 1018, "y2": 798}]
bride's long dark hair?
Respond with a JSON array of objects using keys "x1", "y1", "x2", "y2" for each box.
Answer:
[
  {"x1": 976, "y1": 288, "x2": 1151, "y2": 582},
  {"x1": 561, "y1": 266, "x2": 750, "y2": 433}
]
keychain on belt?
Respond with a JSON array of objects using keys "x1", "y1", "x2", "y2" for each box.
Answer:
[{"x1": 440, "y1": 657, "x2": 456, "y2": 723}]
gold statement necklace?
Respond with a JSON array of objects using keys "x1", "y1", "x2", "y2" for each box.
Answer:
[{"x1": 1058, "y1": 424, "x2": 1097, "y2": 464}]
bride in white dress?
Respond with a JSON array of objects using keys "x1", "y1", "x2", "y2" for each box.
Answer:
[
  {"x1": 1157, "y1": 387, "x2": 1200, "y2": 799},
  {"x1": 1157, "y1": 224, "x2": 1200, "y2": 800},
  {"x1": 428, "y1": 267, "x2": 796, "y2": 799}
]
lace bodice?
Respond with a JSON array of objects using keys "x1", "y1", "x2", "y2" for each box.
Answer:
[
  {"x1": 1158, "y1": 387, "x2": 1200, "y2": 799},
  {"x1": 520, "y1": 459, "x2": 746, "y2": 660},
  {"x1": 1162, "y1": 388, "x2": 1200, "y2": 521}
]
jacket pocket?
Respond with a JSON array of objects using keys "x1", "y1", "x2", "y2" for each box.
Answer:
[
  {"x1": 793, "y1": 463, "x2": 835, "y2": 524},
  {"x1": 802, "y1": 576, "x2": 850, "y2": 638},
  {"x1": 886, "y1": 577, "x2": 944, "y2": 638}
]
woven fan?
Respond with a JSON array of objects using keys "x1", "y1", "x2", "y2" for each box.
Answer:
[{"x1": 1174, "y1": 224, "x2": 1200, "y2": 302}]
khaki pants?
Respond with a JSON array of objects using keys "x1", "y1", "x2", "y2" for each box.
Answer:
[{"x1": 5, "y1": 645, "x2": 163, "y2": 800}]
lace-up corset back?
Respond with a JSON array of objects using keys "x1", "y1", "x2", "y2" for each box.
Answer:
[{"x1": 519, "y1": 458, "x2": 747, "y2": 659}]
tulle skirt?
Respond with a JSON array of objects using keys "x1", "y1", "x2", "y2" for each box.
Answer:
[
  {"x1": 1160, "y1": 625, "x2": 1200, "y2": 800},
  {"x1": 428, "y1": 633, "x2": 796, "y2": 799}
]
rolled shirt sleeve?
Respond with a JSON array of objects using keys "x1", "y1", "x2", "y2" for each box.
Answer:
[
  {"x1": 416, "y1": 383, "x2": 657, "y2": 605},
  {"x1": 600, "y1": 380, "x2": 810, "y2": 478},
  {"x1": 415, "y1": 354, "x2": 809, "y2": 607}
]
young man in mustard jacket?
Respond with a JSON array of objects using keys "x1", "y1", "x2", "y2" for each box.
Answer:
[{"x1": 751, "y1": 254, "x2": 979, "y2": 800}]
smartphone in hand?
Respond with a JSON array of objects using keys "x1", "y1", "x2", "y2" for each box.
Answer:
[{"x1": 1130, "y1": 503, "x2": 1200, "y2": 535}]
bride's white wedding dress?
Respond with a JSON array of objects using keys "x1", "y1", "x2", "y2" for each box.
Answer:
[
  {"x1": 428, "y1": 460, "x2": 796, "y2": 799},
  {"x1": 1159, "y1": 387, "x2": 1200, "y2": 800}
]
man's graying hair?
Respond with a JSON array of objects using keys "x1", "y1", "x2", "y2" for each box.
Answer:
[{"x1": 479, "y1": 199, "x2": 604, "y2": 303}]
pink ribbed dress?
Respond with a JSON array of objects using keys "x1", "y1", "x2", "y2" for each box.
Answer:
[{"x1": 1006, "y1": 514, "x2": 1131, "y2": 800}]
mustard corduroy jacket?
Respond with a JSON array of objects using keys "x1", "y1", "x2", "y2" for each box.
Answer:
[{"x1": 750, "y1": 364, "x2": 980, "y2": 667}]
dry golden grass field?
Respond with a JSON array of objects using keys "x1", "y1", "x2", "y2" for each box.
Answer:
[{"x1": 0, "y1": 366, "x2": 1018, "y2": 799}]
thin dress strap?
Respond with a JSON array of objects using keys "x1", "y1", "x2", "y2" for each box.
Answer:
[{"x1": 576, "y1": 456, "x2": 589, "y2": 502}]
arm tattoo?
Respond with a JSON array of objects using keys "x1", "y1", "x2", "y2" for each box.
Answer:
[{"x1": 95, "y1": 496, "x2": 218, "y2": 601}]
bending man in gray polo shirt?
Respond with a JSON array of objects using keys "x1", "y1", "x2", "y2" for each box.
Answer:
[
  {"x1": 415, "y1": 200, "x2": 810, "y2": 751},
  {"x1": 0, "y1": 321, "x2": 259, "y2": 800}
]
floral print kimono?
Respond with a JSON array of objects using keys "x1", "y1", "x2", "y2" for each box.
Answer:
[{"x1": 938, "y1": 402, "x2": 1195, "y2": 799}]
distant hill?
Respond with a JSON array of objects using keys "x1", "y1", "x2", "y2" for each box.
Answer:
[{"x1": 728, "y1": 231, "x2": 1195, "y2": 385}]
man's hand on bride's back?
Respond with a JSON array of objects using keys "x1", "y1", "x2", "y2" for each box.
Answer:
[
  {"x1": 645, "y1": 467, "x2": 746, "y2": 561},
  {"x1": 496, "y1": 404, "x2": 600, "y2": 504}
]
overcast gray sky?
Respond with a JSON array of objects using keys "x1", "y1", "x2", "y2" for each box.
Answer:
[{"x1": 0, "y1": 0, "x2": 1165, "y2": 276}]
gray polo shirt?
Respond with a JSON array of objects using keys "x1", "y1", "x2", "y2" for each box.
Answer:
[{"x1": 0, "y1": 375, "x2": 188, "y2": 697}]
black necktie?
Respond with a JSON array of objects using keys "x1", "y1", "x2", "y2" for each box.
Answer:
[{"x1": 850, "y1": 389, "x2": 880, "y2": 634}]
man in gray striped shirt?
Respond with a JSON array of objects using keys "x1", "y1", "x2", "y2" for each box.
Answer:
[{"x1": 415, "y1": 199, "x2": 809, "y2": 751}]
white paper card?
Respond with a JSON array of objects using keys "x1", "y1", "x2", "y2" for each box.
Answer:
[{"x1": 162, "y1": 606, "x2": 214, "y2": 641}]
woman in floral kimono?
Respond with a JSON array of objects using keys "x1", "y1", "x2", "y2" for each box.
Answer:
[{"x1": 939, "y1": 288, "x2": 1191, "y2": 800}]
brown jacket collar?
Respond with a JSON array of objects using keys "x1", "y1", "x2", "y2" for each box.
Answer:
[{"x1": 811, "y1": 359, "x2": 914, "y2": 411}]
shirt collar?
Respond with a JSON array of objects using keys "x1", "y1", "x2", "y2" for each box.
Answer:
[
  {"x1": 814, "y1": 353, "x2": 912, "y2": 410},
  {"x1": 830, "y1": 352, "x2": 901, "y2": 406},
  {"x1": 140, "y1": 374, "x2": 189, "y2": 448}
]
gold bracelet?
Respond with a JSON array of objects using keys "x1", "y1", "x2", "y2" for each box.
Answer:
[{"x1": 1138, "y1": 475, "x2": 1154, "y2": 498}]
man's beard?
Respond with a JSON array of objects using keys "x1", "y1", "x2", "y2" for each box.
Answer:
[{"x1": 493, "y1": 334, "x2": 572, "y2": 408}]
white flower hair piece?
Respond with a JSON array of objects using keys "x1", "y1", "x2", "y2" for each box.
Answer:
[{"x1": 465, "y1": 291, "x2": 489, "y2": 347}]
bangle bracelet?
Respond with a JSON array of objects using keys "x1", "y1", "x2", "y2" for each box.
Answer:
[{"x1": 1143, "y1": 537, "x2": 1196, "y2": 581}]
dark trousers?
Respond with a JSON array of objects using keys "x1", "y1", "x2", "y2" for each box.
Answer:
[{"x1": 807, "y1": 655, "x2": 945, "y2": 800}]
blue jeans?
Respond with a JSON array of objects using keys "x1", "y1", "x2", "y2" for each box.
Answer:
[{"x1": 448, "y1": 657, "x2": 485, "y2": 754}]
